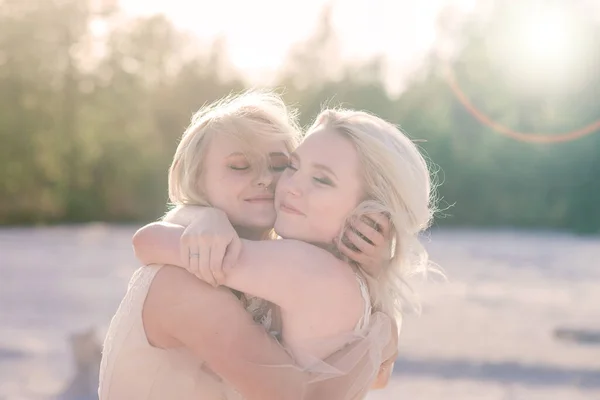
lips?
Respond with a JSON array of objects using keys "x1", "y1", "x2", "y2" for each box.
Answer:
[
  {"x1": 245, "y1": 194, "x2": 274, "y2": 203},
  {"x1": 279, "y1": 202, "x2": 304, "y2": 216}
]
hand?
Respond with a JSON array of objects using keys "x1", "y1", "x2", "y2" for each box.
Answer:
[
  {"x1": 336, "y1": 213, "x2": 392, "y2": 277},
  {"x1": 179, "y1": 208, "x2": 242, "y2": 287}
]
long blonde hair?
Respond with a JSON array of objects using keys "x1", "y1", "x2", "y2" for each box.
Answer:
[
  {"x1": 308, "y1": 109, "x2": 438, "y2": 325},
  {"x1": 166, "y1": 89, "x2": 301, "y2": 213}
]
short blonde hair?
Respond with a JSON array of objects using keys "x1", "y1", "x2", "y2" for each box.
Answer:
[
  {"x1": 309, "y1": 109, "x2": 438, "y2": 324},
  {"x1": 167, "y1": 89, "x2": 301, "y2": 208}
]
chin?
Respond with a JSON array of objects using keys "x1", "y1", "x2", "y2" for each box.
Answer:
[
  {"x1": 249, "y1": 217, "x2": 276, "y2": 231},
  {"x1": 273, "y1": 221, "x2": 303, "y2": 241},
  {"x1": 273, "y1": 220, "x2": 290, "y2": 239}
]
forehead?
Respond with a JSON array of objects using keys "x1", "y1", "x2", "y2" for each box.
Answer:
[
  {"x1": 209, "y1": 132, "x2": 289, "y2": 157},
  {"x1": 296, "y1": 128, "x2": 361, "y2": 176}
]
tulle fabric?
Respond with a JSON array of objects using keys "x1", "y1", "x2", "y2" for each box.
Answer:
[{"x1": 216, "y1": 309, "x2": 397, "y2": 400}]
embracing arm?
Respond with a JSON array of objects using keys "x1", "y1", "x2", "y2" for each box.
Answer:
[
  {"x1": 133, "y1": 205, "x2": 215, "y2": 266},
  {"x1": 146, "y1": 266, "x2": 379, "y2": 400},
  {"x1": 134, "y1": 222, "x2": 346, "y2": 308},
  {"x1": 134, "y1": 207, "x2": 241, "y2": 286},
  {"x1": 370, "y1": 318, "x2": 399, "y2": 389},
  {"x1": 225, "y1": 239, "x2": 345, "y2": 306},
  {"x1": 133, "y1": 221, "x2": 183, "y2": 266},
  {"x1": 134, "y1": 207, "x2": 392, "y2": 289},
  {"x1": 145, "y1": 266, "x2": 311, "y2": 400}
]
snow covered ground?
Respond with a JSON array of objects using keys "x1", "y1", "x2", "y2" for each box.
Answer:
[{"x1": 1, "y1": 225, "x2": 599, "y2": 399}]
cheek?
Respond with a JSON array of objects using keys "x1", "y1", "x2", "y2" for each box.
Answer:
[
  {"x1": 310, "y1": 191, "x2": 356, "y2": 238},
  {"x1": 206, "y1": 170, "x2": 251, "y2": 203},
  {"x1": 271, "y1": 171, "x2": 283, "y2": 188},
  {"x1": 274, "y1": 172, "x2": 291, "y2": 198}
]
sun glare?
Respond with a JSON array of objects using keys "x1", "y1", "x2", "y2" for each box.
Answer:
[
  {"x1": 497, "y1": 5, "x2": 582, "y2": 88},
  {"x1": 523, "y1": 10, "x2": 571, "y2": 64}
]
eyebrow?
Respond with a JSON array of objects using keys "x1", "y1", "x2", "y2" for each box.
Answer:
[{"x1": 290, "y1": 153, "x2": 338, "y2": 179}]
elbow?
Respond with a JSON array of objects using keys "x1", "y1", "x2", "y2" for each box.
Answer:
[
  {"x1": 370, "y1": 376, "x2": 390, "y2": 390},
  {"x1": 132, "y1": 224, "x2": 153, "y2": 265},
  {"x1": 370, "y1": 363, "x2": 394, "y2": 390}
]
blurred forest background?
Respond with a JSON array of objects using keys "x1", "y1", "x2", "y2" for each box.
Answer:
[
  {"x1": 2, "y1": 2, "x2": 600, "y2": 399},
  {"x1": 1, "y1": 0, "x2": 599, "y2": 233}
]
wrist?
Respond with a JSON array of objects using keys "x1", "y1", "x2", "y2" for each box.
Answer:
[{"x1": 164, "y1": 205, "x2": 203, "y2": 226}]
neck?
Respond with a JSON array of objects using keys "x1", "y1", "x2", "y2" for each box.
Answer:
[
  {"x1": 310, "y1": 241, "x2": 337, "y2": 254},
  {"x1": 317, "y1": 242, "x2": 346, "y2": 261},
  {"x1": 279, "y1": 234, "x2": 341, "y2": 258},
  {"x1": 235, "y1": 226, "x2": 270, "y2": 240}
]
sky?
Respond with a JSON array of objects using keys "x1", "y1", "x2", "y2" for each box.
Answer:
[{"x1": 116, "y1": 0, "x2": 478, "y2": 89}]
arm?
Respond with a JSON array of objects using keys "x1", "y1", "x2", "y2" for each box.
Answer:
[
  {"x1": 136, "y1": 223, "x2": 342, "y2": 308},
  {"x1": 134, "y1": 206, "x2": 241, "y2": 286},
  {"x1": 144, "y1": 266, "x2": 310, "y2": 400},
  {"x1": 371, "y1": 352, "x2": 397, "y2": 389},
  {"x1": 134, "y1": 222, "x2": 381, "y2": 308},
  {"x1": 136, "y1": 208, "x2": 391, "y2": 284},
  {"x1": 146, "y1": 266, "x2": 392, "y2": 399},
  {"x1": 133, "y1": 221, "x2": 183, "y2": 266},
  {"x1": 370, "y1": 317, "x2": 399, "y2": 389},
  {"x1": 224, "y1": 239, "x2": 348, "y2": 306},
  {"x1": 161, "y1": 204, "x2": 207, "y2": 226}
]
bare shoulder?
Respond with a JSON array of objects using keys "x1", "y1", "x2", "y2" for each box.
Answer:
[
  {"x1": 287, "y1": 240, "x2": 357, "y2": 283},
  {"x1": 245, "y1": 239, "x2": 350, "y2": 276},
  {"x1": 270, "y1": 240, "x2": 363, "y2": 302},
  {"x1": 275, "y1": 240, "x2": 367, "y2": 330}
]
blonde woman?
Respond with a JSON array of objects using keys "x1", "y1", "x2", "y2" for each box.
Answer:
[
  {"x1": 135, "y1": 108, "x2": 436, "y2": 399},
  {"x1": 98, "y1": 92, "x2": 391, "y2": 400}
]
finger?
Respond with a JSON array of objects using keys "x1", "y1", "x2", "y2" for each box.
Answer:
[
  {"x1": 351, "y1": 218, "x2": 384, "y2": 247},
  {"x1": 209, "y1": 242, "x2": 227, "y2": 285},
  {"x1": 184, "y1": 245, "x2": 197, "y2": 276},
  {"x1": 345, "y1": 228, "x2": 374, "y2": 254},
  {"x1": 366, "y1": 213, "x2": 391, "y2": 238},
  {"x1": 188, "y1": 236, "x2": 205, "y2": 277},
  {"x1": 190, "y1": 243, "x2": 201, "y2": 277},
  {"x1": 223, "y1": 237, "x2": 242, "y2": 272},
  {"x1": 180, "y1": 235, "x2": 191, "y2": 271},
  {"x1": 338, "y1": 239, "x2": 369, "y2": 265},
  {"x1": 199, "y1": 243, "x2": 216, "y2": 286}
]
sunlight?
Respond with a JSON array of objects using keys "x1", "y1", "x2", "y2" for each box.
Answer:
[
  {"x1": 117, "y1": 0, "x2": 460, "y2": 87},
  {"x1": 496, "y1": 5, "x2": 582, "y2": 88},
  {"x1": 522, "y1": 9, "x2": 571, "y2": 64}
]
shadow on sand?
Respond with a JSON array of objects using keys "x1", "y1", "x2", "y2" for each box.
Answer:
[{"x1": 393, "y1": 356, "x2": 600, "y2": 389}]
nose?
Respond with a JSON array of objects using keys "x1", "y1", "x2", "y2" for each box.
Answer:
[{"x1": 254, "y1": 167, "x2": 274, "y2": 189}]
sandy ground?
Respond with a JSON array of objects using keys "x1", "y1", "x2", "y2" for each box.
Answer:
[{"x1": 1, "y1": 225, "x2": 599, "y2": 399}]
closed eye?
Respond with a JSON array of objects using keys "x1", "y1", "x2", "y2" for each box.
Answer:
[
  {"x1": 229, "y1": 165, "x2": 250, "y2": 171},
  {"x1": 270, "y1": 164, "x2": 288, "y2": 172},
  {"x1": 313, "y1": 177, "x2": 333, "y2": 186}
]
